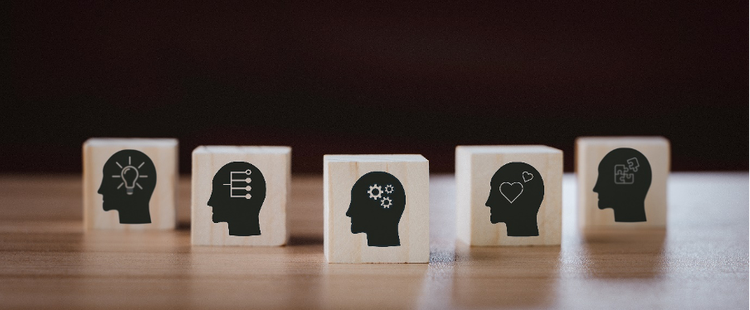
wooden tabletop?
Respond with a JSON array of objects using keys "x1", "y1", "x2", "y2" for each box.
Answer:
[{"x1": 0, "y1": 173, "x2": 747, "y2": 309}]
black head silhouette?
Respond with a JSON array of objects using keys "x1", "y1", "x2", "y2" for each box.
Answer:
[
  {"x1": 485, "y1": 162, "x2": 544, "y2": 236},
  {"x1": 98, "y1": 149, "x2": 157, "y2": 224},
  {"x1": 208, "y1": 161, "x2": 267, "y2": 236},
  {"x1": 346, "y1": 171, "x2": 406, "y2": 247},
  {"x1": 593, "y1": 148, "x2": 652, "y2": 222}
]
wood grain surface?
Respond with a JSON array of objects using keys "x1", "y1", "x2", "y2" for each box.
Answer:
[{"x1": 0, "y1": 173, "x2": 746, "y2": 309}]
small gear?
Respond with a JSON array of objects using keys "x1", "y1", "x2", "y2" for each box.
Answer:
[
  {"x1": 367, "y1": 184, "x2": 382, "y2": 200},
  {"x1": 380, "y1": 197, "x2": 393, "y2": 209},
  {"x1": 384, "y1": 184, "x2": 394, "y2": 194}
]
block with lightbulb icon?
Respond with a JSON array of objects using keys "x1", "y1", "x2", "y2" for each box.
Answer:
[
  {"x1": 191, "y1": 146, "x2": 291, "y2": 246},
  {"x1": 83, "y1": 138, "x2": 178, "y2": 231}
]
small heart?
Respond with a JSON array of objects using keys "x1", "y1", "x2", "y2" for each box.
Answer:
[
  {"x1": 522, "y1": 171, "x2": 533, "y2": 183},
  {"x1": 500, "y1": 182, "x2": 524, "y2": 204}
]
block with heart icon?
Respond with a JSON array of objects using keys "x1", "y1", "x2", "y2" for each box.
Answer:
[
  {"x1": 324, "y1": 155, "x2": 429, "y2": 263},
  {"x1": 576, "y1": 137, "x2": 670, "y2": 230},
  {"x1": 455, "y1": 145, "x2": 563, "y2": 246}
]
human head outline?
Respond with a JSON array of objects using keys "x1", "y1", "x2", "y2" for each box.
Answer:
[
  {"x1": 207, "y1": 161, "x2": 267, "y2": 236},
  {"x1": 346, "y1": 171, "x2": 406, "y2": 247},
  {"x1": 485, "y1": 162, "x2": 544, "y2": 236},
  {"x1": 97, "y1": 149, "x2": 157, "y2": 224},
  {"x1": 593, "y1": 147, "x2": 652, "y2": 222}
]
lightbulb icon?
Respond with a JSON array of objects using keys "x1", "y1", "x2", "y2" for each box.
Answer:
[
  {"x1": 121, "y1": 166, "x2": 139, "y2": 195},
  {"x1": 112, "y1": 156, "x2": 149, "y2": 195}
]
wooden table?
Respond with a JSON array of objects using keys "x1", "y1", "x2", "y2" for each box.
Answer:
[{"x1": 0, "y1": 173, "x2": 747, "y2": 309}]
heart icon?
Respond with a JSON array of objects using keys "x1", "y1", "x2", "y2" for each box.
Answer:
[
  {"x1": 522, "y1": 171, "x2": 533, "y2": 183},
  {"x1": 499, "y1": 182, "x2": 524, "y2": 204}
]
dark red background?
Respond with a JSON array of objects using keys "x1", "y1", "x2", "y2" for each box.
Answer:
[{"x1": 4, "y1": 2, "x2": 748, "y2": 174}]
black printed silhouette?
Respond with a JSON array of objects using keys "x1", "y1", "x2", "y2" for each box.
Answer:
[
  {"x1": 98, "y1": 149, "x2": 157, "y2": 224},
  {"x1": 485, "y1": 162, "x2": 544, "y2": 236},
  {"x1": 208, "y1": 161, "x2": 267, "y2": 236},
  {"x1": 593, "y1": 148, "x2": 652, "y2": 222},
  {"x1": 346, "y1": 171, "x2": 406, "y2": 247}
]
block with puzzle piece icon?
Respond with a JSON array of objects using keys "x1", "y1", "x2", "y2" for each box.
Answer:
[{"x1": 576, "y1": 136, "x2": 670, "y2": 230}]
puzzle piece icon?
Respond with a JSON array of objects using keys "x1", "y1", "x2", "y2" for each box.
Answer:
[
  {"x1": 627, "y1": 157, "x2": 639, "y2": 172},
  {"x1": 614, "y1": 164, "x2": 635, "y2": 184},
  {"x1": 614, "y1": 164, "x2": 627, "y2": 175},
  {"x1": 619, "y1": 173, "x2": 634, "y2": 184}
]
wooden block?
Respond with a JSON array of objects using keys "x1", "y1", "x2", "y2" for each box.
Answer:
[
  {"x1": 191, "y1": 146, "x2": 291, "y2": 246},
  {"x1": 83, "y1": 138, "x2": 178, "y2": 230},
  {"x1": 324, "y1": 155, "x2": 429, "y2": 263},
  {"x1": 576, "y1": 136, "x2": 670, "y2": 229},
  {"x1": 455, "y1": 145, "x2": 563, "y2": 246}
]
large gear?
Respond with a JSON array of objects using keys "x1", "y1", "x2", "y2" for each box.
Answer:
[
  {"x1": 384, "y1": 184, "x2": 394, "y2": 194},
  {"x1": 380, "y1": 197, "x2": 393, "y2": 209},
  {"x1": 367, "y1": 184, "x2": 383, "y2": 200}
]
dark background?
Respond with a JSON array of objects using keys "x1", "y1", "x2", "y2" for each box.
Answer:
[{"x1": 4, "y1": 2, "x2": 748, "y2": 174}]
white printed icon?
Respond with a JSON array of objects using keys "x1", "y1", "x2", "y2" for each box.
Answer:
[
  {"x1": 500, "y1": 182, "x2": 524, "y2": 204},
  {"x1": 614, "y1": 157, "x2": 639, "y2": 185},
  {"x1": 499, "y1": 171, "x2": 533, "y2": 203},
  {"x1": 367, "y1": 183, "x2": 395, "y2": 209},
  {"x1": 111, "y1": 156, "x2": 148, "y2": 195},
  {"x1": 368, "y1": 184, "x2": 383, "y2": 200},
  {"x1": 522, "y1": 171, "x2": 533, "y2": 183},
  {"x1": 627, "y1": 157, "x2": 639, "y2": 172},
  {"x1": 223, "y1": 169, "x2": 253, "y2": 199}
]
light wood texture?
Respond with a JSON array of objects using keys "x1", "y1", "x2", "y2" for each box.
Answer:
[
  {"x1": 82, "y1": 138, "x2": 177, "y2": 230},
  {"x1": 0, "y1": 172, "x2": 746, "y2": 309},
  {"x1": 191, "y1": 146, "x2": 290, "y2": 246},
  {"x1": 576, "y1": 137, "x2": 670, "y2": 229},
  {"x1": 456, "y1": 145, "x2": 563, "y2": 246},
  {"x1": 324, "y1": 155, "x2": 430, "y2": 263}
]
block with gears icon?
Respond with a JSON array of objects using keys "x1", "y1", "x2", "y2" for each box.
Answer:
[
  {"x1": 83, "y1": 138, "x2": 178, "y2": 231},
  {"x1": 324, "y1": 155, "x2": 429, "y2": 263},
  {"x1": 455, "y1": 145, "x2": 563, "y2": 246},
  {"x1": 576, "y1": 137, "x2": 670, "y2": 230},
  {"x1": 191, "y1": 146, "x2": 291, "y2": 246}
]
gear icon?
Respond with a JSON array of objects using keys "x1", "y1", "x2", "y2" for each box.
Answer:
[
  {"x1": 380, "y1": 197, "x2": 393, "y2": 209},
  {"x1": 384, "y1": 184, "x2": 394, "y2": 194},
  {"x1": 367, "y1": 184, "x2": 383, "y2": 200}
]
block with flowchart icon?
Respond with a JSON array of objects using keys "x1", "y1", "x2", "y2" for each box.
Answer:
[
  {"x1": 324, "y1": 155, "x2": 429, "y2": 263},
  {"x1": 191, "y1": 146, "x2": 291, "y2": 246},
  {"x1": 455, "y1": 145, "x2": 563, "y2": 246},
  {"x1": 576, "y1": 137, "x2": 670, "y2": 230},
  {"x1": 83, "y1": 138, "x2": 178, "y2": 231}
]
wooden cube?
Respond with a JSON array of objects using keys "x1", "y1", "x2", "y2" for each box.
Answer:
[
  {"x1": 576, "y1": 137, "x2": 670, "y2": 229},
  {"x1": 324, "y1": 155, "x2": 429, "y2": 263},
  {"x1": 83, "y1": 138, "x2": 178, "y2": 231},
  {"x1": 455, "y1": 145, "x2": 563, "y2": 246},
  {"x1": 191, "y1": 146, "x2": 291, "y2": 246}
]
